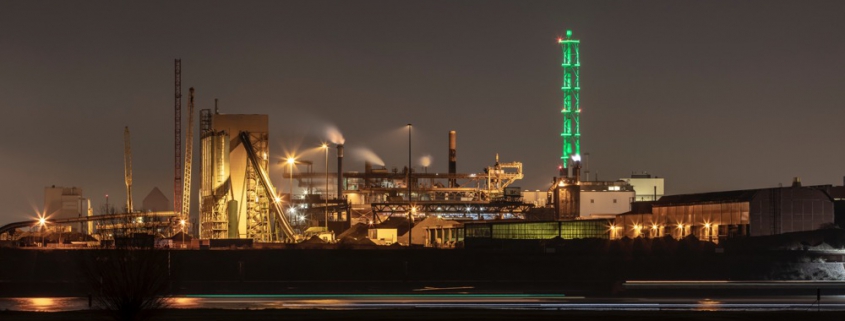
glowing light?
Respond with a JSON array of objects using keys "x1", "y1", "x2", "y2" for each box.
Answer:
[
  {"x1": 571, "y1": 154, "x2": 581, "y2": 162},
  {"x1": 180, "y1": 219, "x2": 186, "y2": 226},
  {"x1": 559, "y1": 30, "x2": 580, "y2": 170},
  {"x1": 321, "y1": 143, "x2": 328, "y2": 149},
  {"x1": 286, "y1": 157, "x2": 295, "y2": 165},
  {"x1": 38, "y1": 217, "x2": 46, "y2": 226},
  {"x1": 652, "y1": 224, "x2": 659, "y2": 230},
  {"x1": 29, "y1": 298, "x2": 54, "y2": 307},
  {"x1": 633, "y1": 224, "x2": 641, "y2": 230},
  {"x1": 704, "y1": 223, "x2": 711, "y2": 229}
]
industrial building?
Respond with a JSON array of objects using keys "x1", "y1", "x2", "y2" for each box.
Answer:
[
  {"x1": 5, "y1": 31, "x2": 841, "y2": 250},
  {"x1": 462, "y1": 219, "x2": 611, "y2": 248},
  {"x1": 43, "y1": 186, "x2": 87, "y2": 221},
  {"x1": 199, "y1": 112, "x2": 286, "y2": 242},
  {"x1": 579, "y1": 181, "x2": 635, "y2": 219},
  {"x1": 614, "y1": 180, "x2": 835, "y2": 242},
  {"x1": 621, "y1": 173, "x2": 665, "y2": 202}
]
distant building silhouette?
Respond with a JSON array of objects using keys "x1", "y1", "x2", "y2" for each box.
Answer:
[{"x1": 142, "y1": 187, "x2": 170, "y2": 212}]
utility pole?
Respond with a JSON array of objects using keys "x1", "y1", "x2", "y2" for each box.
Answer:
[
  {"x1": 407, "y1": 123, "x2": 412, "y2": 246},
  {"x1": 124, "y1": 126, "x2": 133, "y2": 213}
]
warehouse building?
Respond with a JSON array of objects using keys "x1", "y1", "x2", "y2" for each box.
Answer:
[{"x1": 614, "y1": 180, "x2": 835, "y2": 242}]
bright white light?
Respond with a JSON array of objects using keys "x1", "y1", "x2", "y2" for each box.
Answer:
[
  {"x1": 571, "y1": 154, "x2": 581, "y2": 162},
  {"x1": 286, "y1": 157, "x2": 295, "y2": 165},
  {"x1": 38, "y1": 218, "x2": 46, "y2": 226},
  {"x1": 180, "y1": 219, "x2": 186, "y2": 226}
]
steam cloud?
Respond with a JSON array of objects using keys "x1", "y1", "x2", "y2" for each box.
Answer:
[
  {"x1": 326, "y1": 125, "x2": 345, "y2": 145},
  {"x1": 419, "y1": 155, "x2": 432, "y2": 167},
  {"x1": 351, "y1": 147, "x2": 385, "y2": 166}
]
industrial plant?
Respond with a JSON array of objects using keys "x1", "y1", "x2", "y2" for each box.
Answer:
[{"x1": 0, "y1": 30, "x2": 841, "y2": 251}]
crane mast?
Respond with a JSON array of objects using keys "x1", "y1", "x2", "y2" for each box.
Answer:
[
  {"x1": 124, "y1": 126, "x2": 133, "y2": 213},
  {"x1": 174, "y1": 59, "x2": 182, "y2": 215},
  {"x1": 182, "y1": 88, "x2": 195, "y2": 221}
]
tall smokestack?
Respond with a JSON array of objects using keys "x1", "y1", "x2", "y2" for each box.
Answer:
[
  {"x1": 448, "y1": 131, "x2": 456, "y2": 187},
  {"x1": 337, "y1": 144, "x2": 344, "y2": 200}
]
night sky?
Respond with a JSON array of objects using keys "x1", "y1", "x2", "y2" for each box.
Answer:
[{"x1": 1, "y1": 1, "x2": 844, "y2": 224}]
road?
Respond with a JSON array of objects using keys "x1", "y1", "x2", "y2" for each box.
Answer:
[{"x1": 3, "y1": 293, "x2": 844, "y2": 312}]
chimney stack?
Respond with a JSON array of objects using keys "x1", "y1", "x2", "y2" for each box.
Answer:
[
  {"x1": 448, "y1": 131, "x2": 457, "y2": 187},
  {"x1": 337, "y1": 144, "x2": 344, "y2": 199}
]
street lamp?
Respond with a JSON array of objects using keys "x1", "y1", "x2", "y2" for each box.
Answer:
[
  {"x1": 180, "y1": 219, "x2": 186, "y2": 248},
  {"x1": 38, "y1": 217, "x2": 46, "y2": 247},
  {"x1": 322, "y1": 143, "x2": 329, "y2": 235},
  {"x1": 287, "y1": 157, "x2": 296, "y2": 224},
  {"x1": 407, "y1": 123, "x2": 413, "y2": 246}
]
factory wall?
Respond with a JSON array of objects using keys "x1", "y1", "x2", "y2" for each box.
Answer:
[
  {"x1": 464, "y1": 219, "x2": 610, "y2": 242},
  {"x1": 43, "y1": 186, "x2": 83, "y2": 220},
  {"x1": 750, "y1": 187, "x2": 834, "y2": 236},
  {"x1": 614, "y1": 186, "x2": 835, "y2": 241},
  {"x1": 580, "y1": 190, "x2": 634, "y2": 219},
  {"x1": 621, "y1": 177, "x2": 664, "y2": 201}
]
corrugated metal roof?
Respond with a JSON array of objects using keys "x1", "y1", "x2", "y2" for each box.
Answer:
[{"x1": 654, "y1": 189, "x2": 759, "y2": 206}]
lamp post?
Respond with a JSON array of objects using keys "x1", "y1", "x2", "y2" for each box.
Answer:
[
  {"x1": 180, "y1": 219, "x2": 186, "y2": 248},
  {"x1": 322, "y1": 143, "x2": 329, "y2": 234},
  {"x1": 287, "y1": 157, "x2": 296, "y2": 224},
  {"x1": 38, "y1": 217, "x2": 46, "y2": 247},
  {"x1": 407, "y1": 123, "x2": 412, "y2": 246}
]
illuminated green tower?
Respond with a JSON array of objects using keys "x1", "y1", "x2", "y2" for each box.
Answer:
[{"x1": 559, "y1": 30, "x2": 580, "y2": 177}]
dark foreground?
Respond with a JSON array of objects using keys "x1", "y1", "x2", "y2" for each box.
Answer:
[{"x1": 1, "y1": 309, "x2": 844, "y2": 321}]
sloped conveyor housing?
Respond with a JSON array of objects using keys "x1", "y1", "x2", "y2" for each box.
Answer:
[{"x1": 239, "y1": 131, "x2": 296, "y2": 241}]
